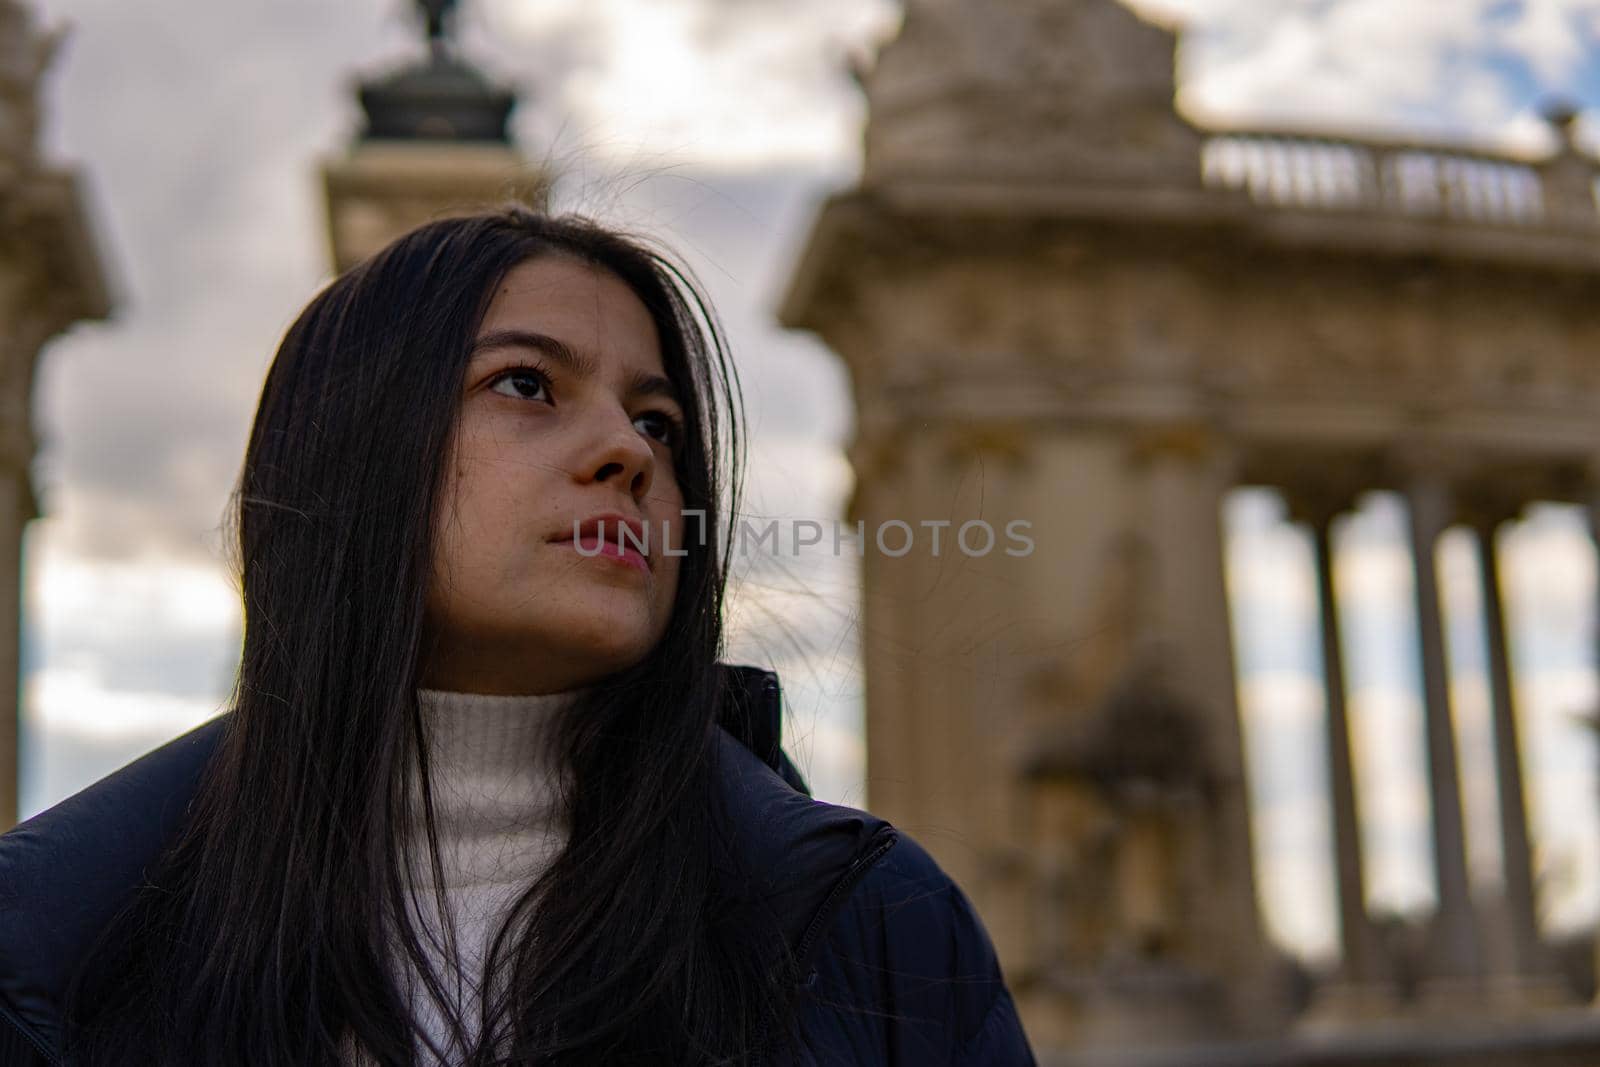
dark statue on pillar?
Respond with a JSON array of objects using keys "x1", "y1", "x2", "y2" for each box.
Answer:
[
  {"x1": 355, "y1": 0, "x2": 516, "y2": 143},
  {"x1": 322, "y1": 0, "x2": 549, "y2": 272},
  {"x1": 417, "y1": 0, "x2": 455, "y2": 44}
]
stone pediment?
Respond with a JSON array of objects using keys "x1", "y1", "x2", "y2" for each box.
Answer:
[{"x1": 860, "y1": 0, "x2": 1202, "y2": 186}]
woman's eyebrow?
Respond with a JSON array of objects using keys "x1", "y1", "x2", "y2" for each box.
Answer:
[{"x1": 471, "y1": 328, "x2": 683, "y2": 407}]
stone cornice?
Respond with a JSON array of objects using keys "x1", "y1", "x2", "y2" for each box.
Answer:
[
  {"x1": 861, "y1": 380, "x2": 1600, "y2": 460},
  {"x1": 1, "y1": 166, "x2": 113, "y2": 329},
  {"x1": 845, "y1": 388, "x2": 1600, "y2": 513},
  {"x1": 0, "y1": 165, "x2": 110, "y2": 524},
  {"x1": 779, "y1": 173, "x2": 1600, "y2": 339}
]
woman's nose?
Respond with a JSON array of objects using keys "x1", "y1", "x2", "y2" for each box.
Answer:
[{"x1": 580, "y1": 410, "x2": 655, "y2": 500}]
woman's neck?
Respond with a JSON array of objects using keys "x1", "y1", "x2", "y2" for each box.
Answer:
[{"x1": 406, "y1": 687, "x2": 584, "y2": 883}]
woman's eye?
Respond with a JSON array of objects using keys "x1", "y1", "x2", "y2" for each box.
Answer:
[
  {"x1": 488, "y1": 366, "x2": 678, "y2": 448},
  {"x1": 489, "y1": 367, "x2": 550, "y2": 402},
  {"x1": 635, "y1": 411, "x2": 681, "y2": 448}
]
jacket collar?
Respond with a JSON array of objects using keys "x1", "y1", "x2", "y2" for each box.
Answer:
[
  {"x1": 707, "y1": 667, "x2": 895, "y2": 970},
  {"x1": 714, "y1": 662, "x2": 787, "y2": 775},
  {"x1": 0, "y1": 663, "x2": 894, "y2": 1063}
]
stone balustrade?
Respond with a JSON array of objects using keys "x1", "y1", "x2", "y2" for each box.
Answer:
[{"x1": 1201, "y1": 125, "x2": 1594, "y2": 227}]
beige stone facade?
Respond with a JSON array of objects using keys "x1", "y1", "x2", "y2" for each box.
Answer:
[
  {"x1": 324, "y1": 141, "x2": 549, "y2": 273},
  {"x1": 781, "y1": 1, "x2": 1600, "y2": 1061},
  {"x1": 0, "y1": 0, "x2": 110, "y2": 832}
]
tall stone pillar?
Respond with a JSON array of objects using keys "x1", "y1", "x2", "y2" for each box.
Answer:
[
  {"x1": 1286, "y1": 488, "x2": 1379, "y2": 986},
  {"x1": 0, "y1": 1, "x2": 112, "y2": 830},
  {"x1": 1134, "y1": 426, "x2": 1279, "y2": 1026},
  {"x1": 1464, "y1": 510, "x2": 1543, "y2": 981},
  {"x1": 1404, "y1": 476, "x2": 1483, "y2": 988},
  {"x1": 1584, "y1": 482, "x2": 1600, "y2": 1009},
  {"x1": 0, "y1": 463, "x2": 23, "y2": 832}
]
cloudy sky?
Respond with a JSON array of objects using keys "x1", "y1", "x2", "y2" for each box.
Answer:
[{"x1": 19, "y1": 0, "x2": 1600, "y2": 964}]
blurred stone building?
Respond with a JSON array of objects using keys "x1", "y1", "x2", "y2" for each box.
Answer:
[
  {"x1": 0, "y1": 0, "x2": 110, "y2": 831},
  {"x1": 779, "y1": 1, "x2": 1600, "y2": 1063},
  {"x1": 322, "y1": 0, "x2": 549, "y2": 272}
]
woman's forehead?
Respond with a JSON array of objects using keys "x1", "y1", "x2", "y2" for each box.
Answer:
[{"x1": 479, "y1": 256, "x2": 665, "y2": 371}]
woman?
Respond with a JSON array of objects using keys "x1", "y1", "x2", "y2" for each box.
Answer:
[{"x1": 0, "y1": 207, "x2": 1035, "y2": 1066}]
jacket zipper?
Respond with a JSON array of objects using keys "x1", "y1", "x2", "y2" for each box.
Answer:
[
  {"x1": 749, "y1": 827, "x2": 899, "y2": 1067},
  {"x1": 748, "y1": 670, "x2": 901, "y2": 1067},
  {"x1": 0, "y1": 1002, "x2": 60, "y2": 1065}
]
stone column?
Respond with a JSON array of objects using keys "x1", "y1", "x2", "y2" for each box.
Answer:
[
  {"x1": 1134, "y1": 426, "x2": 1284, "y2": 1034},
  {"x1": 0, "y1": 466, "x2": 22, "y2": 832},
  {"x1": 1584, "y1": 485, "x2": 1600, "y2": 1009},
  {"x1": 2, "y1": 271, "x2": 106, "y2": 833},
  {"x1": 1466, "y1": 510, "x2": 1542, "y2": 978},
  {"x1": 1287, "y1": 488, "x2": 1379, "y2": 984},
  {"x1": 1405, "y1": 476, "x2": 1483, "y2": 985},
  {"x1": 0, "y1": 1, "x2": 113, "y2": 829}
]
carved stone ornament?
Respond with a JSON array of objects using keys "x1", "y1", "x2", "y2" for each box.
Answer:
[
  {"x1": 0, "y1": 0, "x2": 60, "y2": 183},
  {"x1": 858, "y1": 0, "x2": 1202, "y2": 186}
]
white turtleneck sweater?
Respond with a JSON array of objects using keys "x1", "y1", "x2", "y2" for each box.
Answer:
[{"x1": 345, "y1": 687, "x2": 580, "y2": 1066}]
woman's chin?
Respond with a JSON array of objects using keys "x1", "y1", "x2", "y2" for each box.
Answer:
[{"x1": 547, "y1": 611, "x2": 662, "y2": 670}]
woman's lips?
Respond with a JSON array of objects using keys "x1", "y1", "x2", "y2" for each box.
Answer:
[{"x1": 563, "y1": 531, "x2": 650, "y2": 575}]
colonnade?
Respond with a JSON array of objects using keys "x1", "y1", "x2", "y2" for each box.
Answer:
[{"x1": 1277, "y1": 477, "x2": 1575, "y2": 996}]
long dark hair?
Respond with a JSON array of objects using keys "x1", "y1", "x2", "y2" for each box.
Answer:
[{"x1": 60, "y1": 207, "x2": 800, "y2": 1065}]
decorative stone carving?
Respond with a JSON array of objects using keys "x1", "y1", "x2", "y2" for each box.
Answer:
[
  {"x1": 938, "y1": 421, "x2": 1031, "y2": 472},
  {"x1": 857, "y1": 0, "x2": 1203, "y2": 186},
  {"x1": 1020, "y1": 530, "x2": 1158, "y2": 729},
  {"x1": 1537, "y1": 99, "x2": 1599, "y2": 226},
  {"x1": 1020, "y1": 640, "x2": 1230, "y2": 1045},
  {"x1": 0, "y1": 0, "x2": 60, "y2": 184}
]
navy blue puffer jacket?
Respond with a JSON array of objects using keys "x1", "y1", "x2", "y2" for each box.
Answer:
[{"x1": 0, "y1": 663, "x2": 1037, "y2": 1065}]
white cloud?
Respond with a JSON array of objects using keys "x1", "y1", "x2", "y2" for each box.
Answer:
[
  {"x1": 774, "y1": 667, "x2": 867, "y2": 808},
  {"x1": 1335, "y1": 540, "x2": 1417, "y2": 612},
  {"x1": 1499, "y1": 0, "x2": 1596, "y2": 83},
  {"x1": 23, "y1": 667, "x2": 225, "y2": 743},
  {"x1": 1438, "y1": 528, "x2": 1485, "y2": 619},
  {"x1": 1132, "y1": 0, "x2": 1597, "y2": 151},
  {"x1": 1255, "y1": 823, "x2": 1339, "y2": 962},
  {"x1": 1239, "y1": 669, "x2": 1325, "y2": 734},
  {"x1": 474, "y1": 0, "x2": 899, "y2": 169},
  {"x1": 1503, "y1": 508, "x2": 1597, "y2": 658},
  {"x1": 1224, "y1": 498, "x2": 1318, "y2": 620},
  {"x1": 741, "y1": 436, "x2": 854, "y2": 518},
  {"x1": 17, "y1": 664, "x2": 229, "y2": 820},
  {"x1": 29, "y1": 532, "x2": 241, "y2": 633}
]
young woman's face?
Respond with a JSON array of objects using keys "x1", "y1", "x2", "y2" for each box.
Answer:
[{"x1": 422, "y1": 255, "x2": 687, "y2": 694}]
